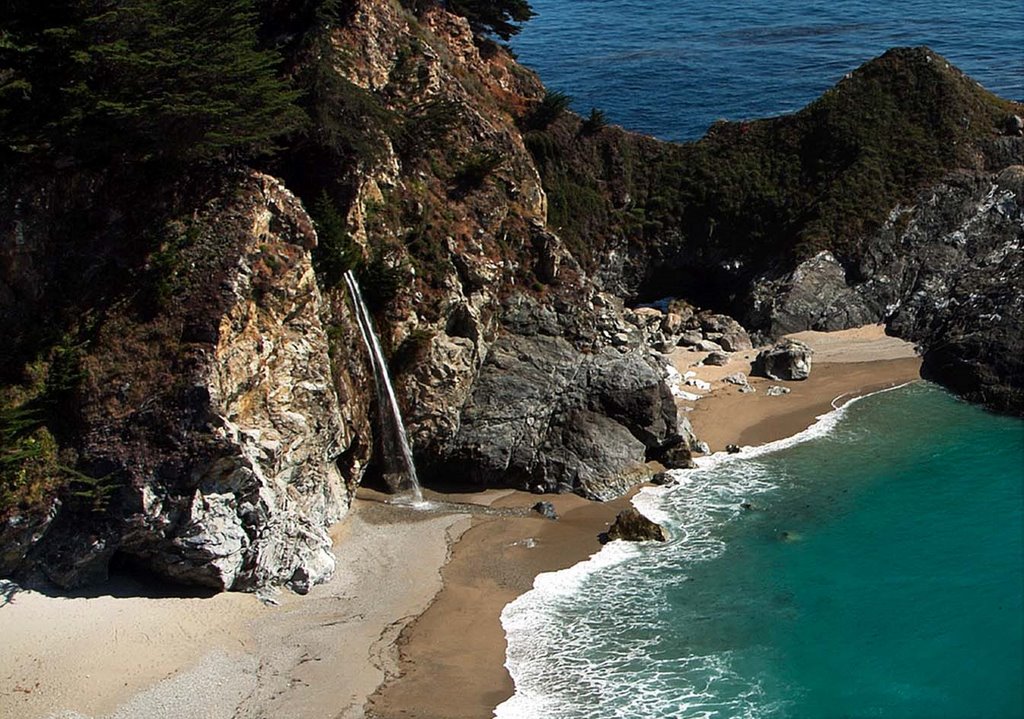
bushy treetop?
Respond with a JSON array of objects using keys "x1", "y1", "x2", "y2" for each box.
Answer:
[{"x1": 0, "y1": 0, "x2": 305, "y2": 166}]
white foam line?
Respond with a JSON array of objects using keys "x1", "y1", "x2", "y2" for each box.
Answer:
[
  {"x1": 496, "y1": 380, "x2": 919, "y2": 718},
  {"x1": 496, "y1": 541, "x2": 640, "y2": 719},
  {"x1": 689, "y1": 379, "x2": 919, "y2": 472}
]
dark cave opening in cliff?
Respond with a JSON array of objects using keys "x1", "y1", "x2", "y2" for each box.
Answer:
[
  {"x1": 89, "y1": 552, "x2": 219, "y2": 599},
  {"x1": 628, "y1": 262, "x2": 746, "y2": 319}
]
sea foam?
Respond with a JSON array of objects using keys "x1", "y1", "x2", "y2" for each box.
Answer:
[{"x1": 496, "y1": 382, "x2": 917, "y2": 719}]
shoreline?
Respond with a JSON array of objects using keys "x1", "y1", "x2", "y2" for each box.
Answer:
[
  {"x1": 369, "y1": 325, "x2": 923, "y2": 718},
  {"x1": 0, "y1": 326, "x2": 923, "y2": 719}
]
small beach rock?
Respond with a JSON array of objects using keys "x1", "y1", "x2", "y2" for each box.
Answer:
[
  {"x1": 723, "y1": 372, "x2": 749, "y2": 386},
  {"x1": 738, "y1": 384, "x2": 756, "y2": 393},
  {"x1": 532, "y1": 501, "x2": 558, "y2": 520},
  {"x1": 726, "y1": 444, "x2": 742, "y2": 454},
  {"x1": 605, "y1": 508, "x2": 670, "y2": 542},
  {"x1": 695, "y1": 339, "x2": 724, "y2": 352},
  {"x1": 650, "y1": 472, "x2": 675, "y2": 486},
  {"x1": 660, "y1": 442, "x2": 695, "y2": 469},
  {"x1": 765, "y1": 385, "x2": 791, "y2": 396},
  {"x1": 695, "y1": 440, "x2": 711, "y2": 454},
  {"x1": 753, "y1": 339, "x2": 813, "y2": 380},
  {"x1": 704, "y1": 351, "x2": 730, "y2": 366},
  {"x1": 698, "y1": 313, "x2": 754, "y2": 352},
  {"x1": 677, "y1": 330, "x2": 703, "y2": 347}
]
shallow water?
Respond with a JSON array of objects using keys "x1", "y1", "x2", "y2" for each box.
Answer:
[
  {"x1": 498, "y1": 384, "x2": 1024, "y2": 718},
  {"x1": 512, "y1": 0, "x2": 1024, "y2": 140}
]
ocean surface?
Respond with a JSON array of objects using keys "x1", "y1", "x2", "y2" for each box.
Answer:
[
  {"x1": 497, "y1": 383, "x2": 1024, "y2": 718},
  {"x1": 511, "y1": 0, "x2": 1024, "y2": 141}
]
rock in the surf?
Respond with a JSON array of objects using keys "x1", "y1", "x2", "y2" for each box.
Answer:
[{"x1": 605, "y1": 508, "x2": 669, "y2": 542}]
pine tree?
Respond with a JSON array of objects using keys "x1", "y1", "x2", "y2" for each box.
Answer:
[
  {"x1": 1, "y1": 0, "x2": 306, "y2": 165},
  {"x1": 445, "y1": 0, "x2": 535, "y2": 40}
]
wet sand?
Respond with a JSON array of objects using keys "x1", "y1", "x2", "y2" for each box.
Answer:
[
  {"x1": 369, "y1": 325, "x2": 922, "y2": 718},
  {"x1": 0, "y1": 325, "x2": 922, "y2": 719}
]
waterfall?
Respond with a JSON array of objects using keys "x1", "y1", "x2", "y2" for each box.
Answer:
[{"x1": 344, "y1": 270, "x2": 424, "y2": 503}]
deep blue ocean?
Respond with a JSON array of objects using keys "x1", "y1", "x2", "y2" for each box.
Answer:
[
  {"x1": 512, "y1": 0, "x2": 1024, "y2": 141},
  {"x1": 498, "y1": 384, "x2": 1024, "y2": 718},
  {"x1": 499, "y1": 6, "x2": 1024, "y2": 716}
]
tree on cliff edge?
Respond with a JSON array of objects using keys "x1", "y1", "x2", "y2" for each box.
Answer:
[
  {"x1": 0, "y1": 0, "x2": 304, "y2": 166},
  {"x1": 445, "y1": 0, "x2": 535, "y2": 40}
]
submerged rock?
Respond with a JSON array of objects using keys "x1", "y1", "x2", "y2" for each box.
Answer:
[{"x1": 605, "y1": 508, "x2": 669, "y2": 542}]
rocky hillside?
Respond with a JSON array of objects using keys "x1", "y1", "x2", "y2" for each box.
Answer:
[{"x1": 1, "y1": 0, "x2": 1021, "y2": 591}]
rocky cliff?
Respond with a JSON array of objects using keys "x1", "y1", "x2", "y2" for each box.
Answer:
[{"x1": 1, "y1": 0, "x2": 1021, "y2": 592}]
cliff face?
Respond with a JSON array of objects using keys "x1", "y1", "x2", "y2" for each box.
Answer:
[
  {"x1": 301, "y1": 0, "x2": 695, "y2": 494},
  {"x1": 522, "y1": 46, "x2": 1024, "y2": 412},
  {"x1": 1, "y1": 172, "x2": 371, "y2": 591},
  {"x1": 1, "y1": 0, "x2": 1021, "y2": 592}
]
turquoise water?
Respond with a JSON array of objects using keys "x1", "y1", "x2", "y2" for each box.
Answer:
[
  {"x1": 512, "y1": 0, "x2": 1024, "y2": 140},
  {"x1": 498, "y1": 384, "x2": 1024, "y2": 718}
]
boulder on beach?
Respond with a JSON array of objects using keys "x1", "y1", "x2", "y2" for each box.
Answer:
[
  {"x1": 532, "y1": 501, "x2": 558, "y2": 520},
  {"x1": 753, "y1": 339, "x2": 813, "y2": 380},
  {"x1": 605, "y1": 508, "x2": 670, "y2": 542}
]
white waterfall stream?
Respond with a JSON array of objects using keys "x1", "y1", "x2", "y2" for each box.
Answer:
[{"x1": 344, "y1": 270, "x2": 424, "y2": 504}]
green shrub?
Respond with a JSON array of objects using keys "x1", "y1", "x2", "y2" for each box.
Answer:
[
  {"x1": 580, "y1": 107, "x2": 607, "y2": 136},
  {"x1": 445, "y1": 0, "x2": 535, "y2": 40},
  {"x1": 311, "y1": 192, "x2": 363, "y2": 288},
  {"x1": 523, "y1": 90, "x2": 572, "y2": 132},
  {"x1": 359, "y1": 253, "x2": 404, "y2": 312},
  {"x1": 397, "y1": 98, "x2": 465, "y2": 159},
  {"x1": 0, "y1": 406, "x2": 60, "y2": 518},
  {"x1": 453, "y1": 149, "x2": 504, "y2": 191},
  {"x1": 1, "y1": 0, "x2": 305, "y2": 166}
]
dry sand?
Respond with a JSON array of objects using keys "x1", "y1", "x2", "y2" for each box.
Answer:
[
  {"x1": 0, "y1": 324, "x2": 923, "y2": 719},
  {"x1": 1, "y1": 500, "x2": 473, "y2": 719}
]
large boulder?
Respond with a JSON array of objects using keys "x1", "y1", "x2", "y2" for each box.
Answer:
[
  {"x1": 747, "y1": 251, "x2": 881, "y2": 336},
  {"x1": 440, "y1": 294, "x2": 696, "y2": 500},
  {"x1": 753, "y1": 339, "x2": 814, "y2": 381},
  {"x1": 698, "y1": 312, "x2": 753, "y2": 352},
  {"x1": 605, "y1": 508, "x2": 669, "y2": 542},
  {"x1": 444, "y1": 332, "x2": 690, "y2": 499}
]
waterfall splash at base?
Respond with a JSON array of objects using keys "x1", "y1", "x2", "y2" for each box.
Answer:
[{"x1": 344, "y1": 270, "x2": 425, "y2": 505}]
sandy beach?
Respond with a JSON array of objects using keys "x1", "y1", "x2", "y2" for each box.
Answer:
[{"x1": 0, "y1": 325, "x2": 922, "y2": 719}]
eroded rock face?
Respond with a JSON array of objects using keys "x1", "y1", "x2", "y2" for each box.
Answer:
[
  {"x1": 748, "y1": 251, "x2": 881, "y2": 336},
  {"x1": 753, "y1": 339, "x2": 814, "y2": 381},
  {"x1": 445, "y1": 326, "x2": 691, "y2": 500},
  {"x1": 4, "y1": 173, "x2": 367, "y2": 592},
  {"x1": 165, "y1": 181, "x2": 353, "y2": 591}
]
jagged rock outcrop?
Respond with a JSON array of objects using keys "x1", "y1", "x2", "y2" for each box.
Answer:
[
  {"x1": 443, "y1": 297, "x2": 694, "y2": 499},
  {"x1": 605, "y1": 507, "x2": 669, "y2": 542},
  {"x1": 753, "y1": 339, "x2": 814, "y2": 381},
  {"x1": 748, "y1": 251, "x2": 881, "y2": 335},
  {"x1": 1, "y1": 173, "x2": 369, "y2": 591},
  {"x1": 883, "y1": 168, "x2": 1024, "y2": 413},
  {"x1": 3, "y1": 2, "x2": 1023, "y2": 595}
]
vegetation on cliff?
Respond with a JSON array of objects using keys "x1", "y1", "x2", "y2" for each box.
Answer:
[
  {"x1": 528, "y1": 48, "x2": 1019, "y2": 288},
  {"x1": 0, "y1": 0, "x2": 304, "y2": 167}
]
